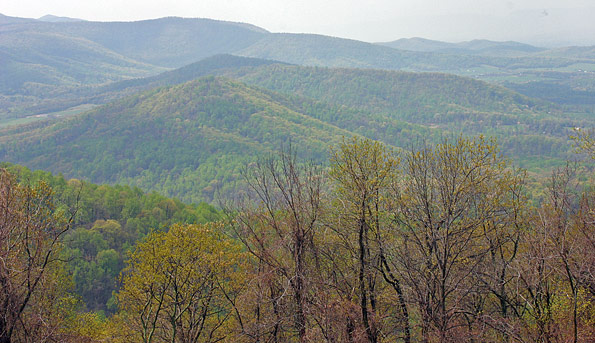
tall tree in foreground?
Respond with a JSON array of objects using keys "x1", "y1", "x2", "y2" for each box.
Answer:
[
  {"x1": 388, "y1": 137, "x2": 526, "y2": 342},
  {"x1": 511, "y1": 163, "x2": 595, "y2": 343},
  {"x1": 0, "y1": 169, "x2": 77, "y2": 343},
  {"x1": 328, "y1": 137, "x2": 406, "y2": 343},
  {"x1": 116, "y1": 223, "x2": 247, "y2": 343},
  {"x1": 234, "y1": 149, "x2": 324, "y2": 342}
]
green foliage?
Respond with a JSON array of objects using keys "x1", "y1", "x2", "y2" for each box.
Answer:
[
  {"x1": 2, "y1": 135, "x2": 595, "y2": 341},
  {"x1": 1, "y1": 163, "x2": 221, "y2": 313},
  {"x1": 117, "y1": 222, "x2": 247, "y2": 343},
  {"x1": 1, "y1": 68, "x2": 588, "y2": 206},
  {"x1": 0, "y1": 77, "x2": 353, "y2": 203}
]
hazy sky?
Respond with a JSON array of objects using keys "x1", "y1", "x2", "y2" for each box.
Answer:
[{"x1": 2, "y1": 0, "x2": 595, "y2": 45}]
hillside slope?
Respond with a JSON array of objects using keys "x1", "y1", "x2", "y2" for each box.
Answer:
[
  {"x1": 0, "y1": 30, "x2": 164, "y2": 93},
  {"x1": 0, "y1": 77, "x2": 357, "y2": 203}
]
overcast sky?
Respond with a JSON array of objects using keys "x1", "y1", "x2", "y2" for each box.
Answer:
[{"x1": 2, "y1": 0, "x2": 595, "y2": 46}]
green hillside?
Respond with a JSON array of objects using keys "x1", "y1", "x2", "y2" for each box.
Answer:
[
  {"x1": 0, "y1": 16, "x2": 269, "y2": 119},
  {"x1": 0, "y1": 30, "x2": 164, "y2": 93},
  {"x1": 227, "y1": 64, "x2": 542, "y2": 117},
  {"x1": 224, "y1": 64, "x2": 586, "y2": 167},
  {"x1": 0, "y1": 54, "x2": 284, "y2": 120},
  {"x1": 1, "y1": 56, "x2": 586, "y2": 178},
  {"x1": 0, "y1": 77, "x2": 358, "y2": 203},
  {"x1": 10, "y1": 54, "x2": 550, "y2": 120}
]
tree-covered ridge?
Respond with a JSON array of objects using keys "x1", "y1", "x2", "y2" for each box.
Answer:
[
  {"x1": 14, "y1": 52, "x2": 581, "y2": 144},
  {"x1": 0, "y1": 67, "x2": 588, "y2": 206},
  {"x1": 0, "y1": 16, "x2": 267, "y2": 119},
  {"x1": 0, "y1": 54, "x2": 284, "y2": 121},
  {"x1": 0, "y1": 76, "x2": 359, "y2": 203},
  {"x1": 377, "y1": 38, "x2": 546, "y2": 57},
  {"x1": 0, "y1": 30, "x2": 165, "y2": 93},
  {"x1": 9, "y1": 54, "x2": 545, "y2": 119},
  {"x1": 225, "y1": 64, "x2": 586, "y2": 167},
  {"x1": 1, "y1": 162, "x2": 221, "y2": 313},
  {"x1": 0, "y1": 15, "x2": 266, "y2": 72},
  {"x1": 228, "y1": 64, "x2": 544, "y2": 117}
]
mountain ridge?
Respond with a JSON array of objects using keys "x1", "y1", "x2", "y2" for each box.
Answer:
[
  {"x1": 376, "y1": 37, "x2": 546, "y2": 56},
  {"x1": 0, "y1": 76, "x2": 360, "y2": 202},
  {"x1": 2, "y1": 13, "x2": 593, "y2": 113}
]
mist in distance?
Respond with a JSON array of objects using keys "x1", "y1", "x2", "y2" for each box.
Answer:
[{"x1": 2, "y1": 0, "x2": 595, "y2": 46}]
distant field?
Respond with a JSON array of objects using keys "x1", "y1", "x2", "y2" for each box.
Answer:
[{"x1": 0, "y1": 104, "x2": 96, "y2": 128}]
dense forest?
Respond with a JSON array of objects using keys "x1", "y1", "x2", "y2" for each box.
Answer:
[
  {"x1": 0, "y1": 162, "x2": 221, "y2": 313},
  {"x1": 1, "y1": 71, "x2": 590, "y2": 204},
  {"x1": 1, "y1": 134, "x2": 593, "y2": 342}
]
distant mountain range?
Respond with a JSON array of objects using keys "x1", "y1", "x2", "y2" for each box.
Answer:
[
  {"x1": 376, "y1": 38, "x2": 546, "y2": 57},
  {"x1": 38, "y1": 14, "x2": 84, "y2": 22},
  {"x1": 1, "y1": 13, "x2": 594, "y2": 115}
]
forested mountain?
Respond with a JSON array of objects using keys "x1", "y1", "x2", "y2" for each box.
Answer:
[
  {"x1": 2, "y1": 13, "x2": 594, "y2": 116},
  {"x1": 7, "y1": 54, "x2": 547, "y2": 120},
  {"x1": 11, "y1": 54, "x2": 581, "y2": 169},
  {"x1": 233, "y1": 33, "x2": 575, "y2": 71},
  {"x1": 0, "y1": 15, "x2": 266, "y2": 114},
  {"x1": 0, "y1": 15, "x2": 267, "y2": 68},
  {"x1": 0, "y1": 76, "x2": 359, "y2": 203},
  {"x1": 1, "y1": 10, "x2": 594, "y2": 343},
  {"x1": 0, "y1": 30, "x2": 164, "y2": 93},
  {"x1": 226, "y1": 64, "x2": 543, "y2": 116},
  {"x1": 0, "y1": 64, "x2": 588, "y2": 204},
  {"x1": 0, "y1": 54, "x2": 284, "y2": 119},
  {"x1": 224, "y1": 64, "x2": 587, "y2": 168}
]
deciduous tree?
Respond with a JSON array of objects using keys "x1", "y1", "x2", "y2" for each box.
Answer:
[
  {"x1": 117, "y1": 222, "x2": 246, "y2": 343},
  {"x1": 0, "y1": 169, "x2": 77, "y2": 342}
]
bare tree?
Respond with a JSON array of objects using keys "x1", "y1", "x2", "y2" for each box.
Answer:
[
  {"x1": 233, "y1": 148, "x2": 324, "y2": 342},
  {"x1": 0, "y1": 169, "x2": 77, "y2": 343},
  {"x1": 388, "y1": 137, "x2": 525, "y2": 342}
]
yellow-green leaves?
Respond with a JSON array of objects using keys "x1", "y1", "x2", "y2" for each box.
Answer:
[
  {"x1": 571, "y1": 127, "x2": 595, "y2": 159},
  {"x1": 117, "y1": 222, "x2": 246, "y2": 343}
]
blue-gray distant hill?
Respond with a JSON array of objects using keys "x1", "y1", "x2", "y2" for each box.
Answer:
[
  {"x1": 1, "y1": 15, "x2": 267, "y2": 68},
  {"x1": 377, "y1": 38, "x2": 546, "y2": 57},
  {"x1": 38, "y1": 14, "x2": 84, "y2": 22}
]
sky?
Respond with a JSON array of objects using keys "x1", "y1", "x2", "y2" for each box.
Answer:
[{"x1": 2, "y1": 0, "x2": 595, "y2": 46}]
